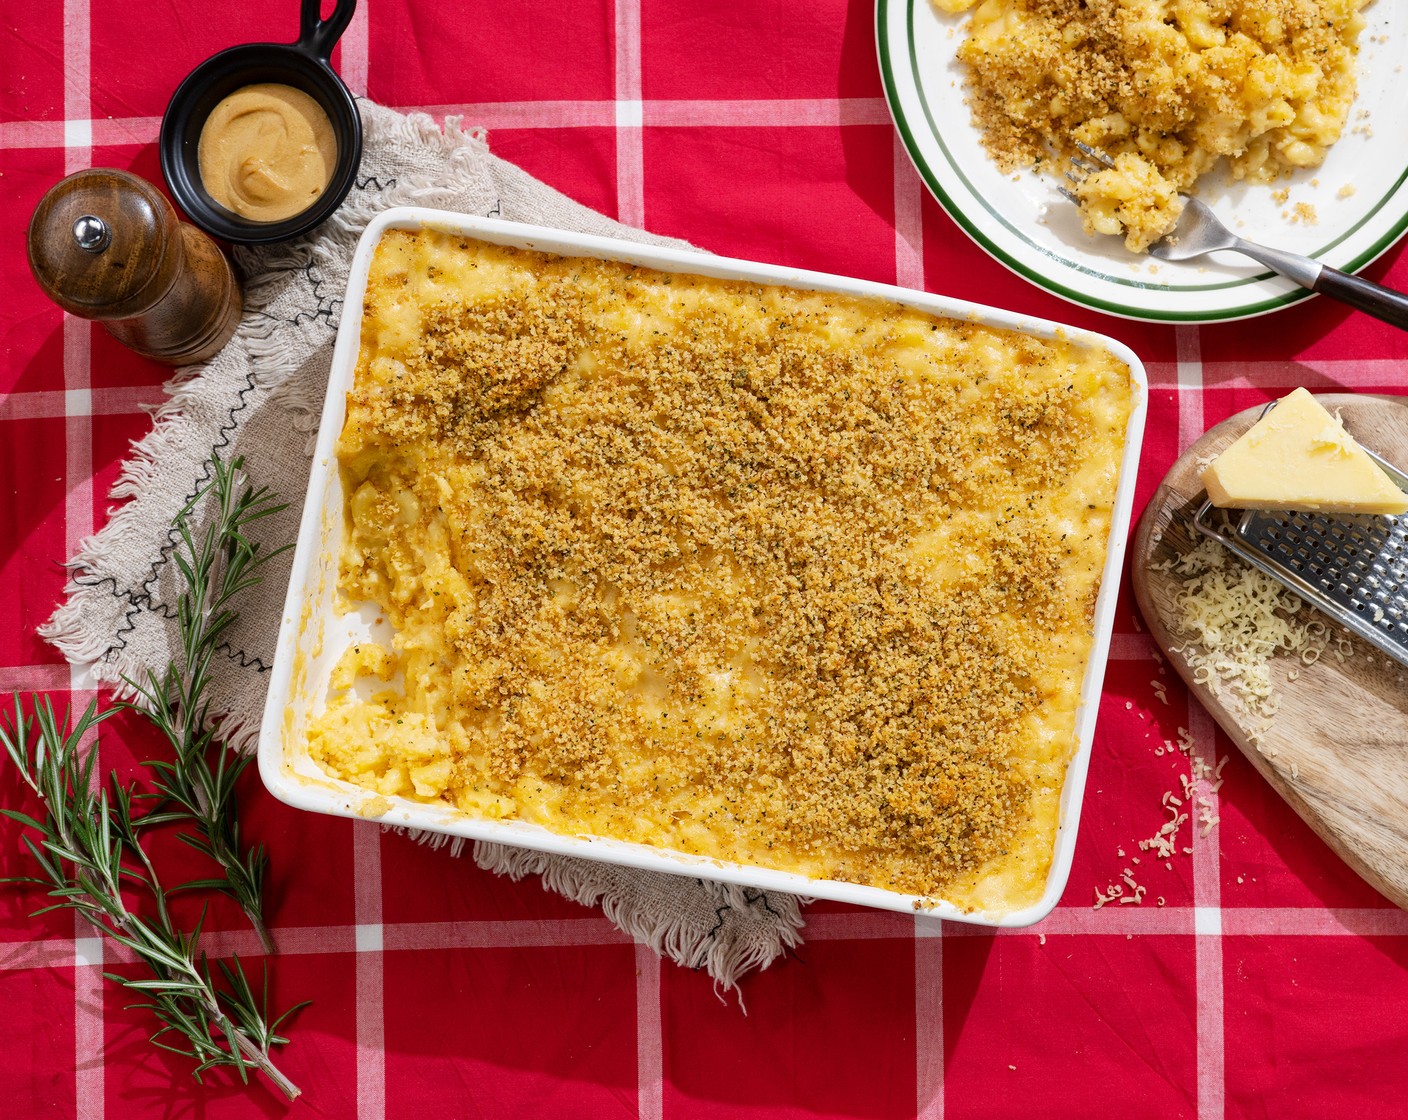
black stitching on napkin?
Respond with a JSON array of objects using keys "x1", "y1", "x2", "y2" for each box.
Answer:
[
  {"x1": 701, "y1": 904, "x2": 732, "y2": 956},
  {"x1": 244, "y1": 262, "x2": 341, "y2": 330},
  {"x1": 355, "y1": 174, "x2": 398, "y2": 191},
  {"x1": 68, "y1": 571, "x2": 274, "y2": 674},
  {"x1": 694, "y1": 887, "x2": 789, "y2": 964},
  {"x1": 82, "y1": 353, "x2": 262, "y2": 671}
]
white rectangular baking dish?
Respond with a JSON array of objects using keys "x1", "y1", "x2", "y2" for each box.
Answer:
[{"x1": 256, "y1": 207, "x2": 1149, "y2": 928}]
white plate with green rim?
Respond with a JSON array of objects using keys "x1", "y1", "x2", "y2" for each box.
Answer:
[{"x1": 877, "y1": 0, "x2": 1408, "y2": 323}]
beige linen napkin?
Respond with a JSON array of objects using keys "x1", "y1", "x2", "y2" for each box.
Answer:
[{"x1": 43, "y1": 100, "x2": 803, "y2": 989}]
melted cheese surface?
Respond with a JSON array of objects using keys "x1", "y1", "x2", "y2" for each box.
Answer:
[{"x1": 306, "y1": 229, "x2": 1134, "y2": 913}]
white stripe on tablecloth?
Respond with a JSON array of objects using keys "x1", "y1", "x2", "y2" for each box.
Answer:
[
  {"x1": 392, "y1": 97, "x2": 895, "y2": 130},
  {"x1": 1189, "y1": 704, "x2": 1225, "y2": 1120},
  {"x1": 893, "y1": 132, "x2": 925, "y2": 291},
  {"x1": 0, "y1": 664, "x2": 79, "y2": 691},
  {"x1": 614, "y1": 0, "x2": 645, "y2": 229},
  {"x1": 1176, "y1": 325, "x2": 1204, "y2": 453},
  {"x1": 63, "y1": 317, "x2": 93, "y2": 578},
  {"x1": 422, "y1": 100, "x2": 620, "y2": 131},
  {"x1": 807, "y1": 903, "x2": 1408, "y2": 940},
  {"x1": 6, "y1": 354, "x2": 1402, "y2": 432},
  {"x1": 0, "y1": 386, "x2": 164, "y2": 423},
  {"x1": 643, "y1": 98, "x2": 895, "y2": 128},
  {"x1": 612, "y1": 10, "x2": 653, "y2": 1114},
  {"x1": 1220, "y1": 907, "x2": 1408, "y2": 936},
  {"x1": 0, "y1": 98, "x2": 898, "y2": 147},
  {"x1": 0, "y1": 938, "x2": 90, "y2": 972},
  {"x1": 64, "y1": 119, "x2": 92, "y2": 151},
  {"x1": 340, "y1": 0, "x2": 370, "y2": 98},
  {"x1": 635, "y1": 943, "x2": 664, "y2": 1120},
  {"x1": 915, "y1": 921, "x2": 944, "y2": 1120},
  {"x1": 6, "y1": 918, "x2": 629, "y2": 970},
  {"x1": 62, "y1": 2, "x2": 100, "y2": 1115},
  {"x1": 1174, "y1": 325, "x2": 1224, "y2": 1120},
  {"x1": 72, "y1": 921, "x2": 104, "y2": 1120},
  {"x1": 0, "y1": 116, "x2": 162, "y2": 148},
  {"x1": 60, "y1": 189, "x2": 95, "y2": 693},
  {"x1": 1203, "y1": 358, "x2": 1408, "y2": 390},
  {"x1": 354, "y1": 824, "x2": 385, "y2": 1120},
  {"x1": 7, "y1": 905, "x2": 1406, "y2": 974},
  {"x1": 897, "y1": 125, "x2": 938, "y2": 1119},
  {"x1": 381, "y1": 917, "x2": 632, "y2": 951},
  {"x1": 0, "y1": 119, "x2": 67, "y2": 146},
  {"x1": 61, "y1": 1, "x2": 90, "y2": 167},
  {"x1": 1073, "y1": 356, "x2": 1408, "y2": 397}
]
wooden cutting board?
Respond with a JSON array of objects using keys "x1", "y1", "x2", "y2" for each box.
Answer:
[{"x1": 1130, "y1": 393, "x2": 1408, "y2": 910}]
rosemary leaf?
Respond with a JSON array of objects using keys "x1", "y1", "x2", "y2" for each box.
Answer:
[
  {"x1": 119, "y1": 455, "x2": 290, "y2": 953},
  {"x1": 0, "y1": 693, "x2": 304, "y2": 1100}
]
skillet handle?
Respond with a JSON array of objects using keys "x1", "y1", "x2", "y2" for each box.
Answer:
[
  {"x1": 299, "y1": 0, "x2": 357, "y2": 63},
  {"x1": 1313, "y1": 266, "x2": 1408, "y2": 333}
]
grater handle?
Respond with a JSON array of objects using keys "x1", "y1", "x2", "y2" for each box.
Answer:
[{"x1": 1191, "y1": 499, "x2": 1236, "y2": 548}]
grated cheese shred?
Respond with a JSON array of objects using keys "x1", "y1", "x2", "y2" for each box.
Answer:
[{"x1": 1156, "y1": 534, "x2": 1335, "y2": 722}]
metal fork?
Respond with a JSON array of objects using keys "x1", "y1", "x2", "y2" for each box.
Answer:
[{"x1": 1063, "y1": 143, "x2": 1408, "y2": 330}]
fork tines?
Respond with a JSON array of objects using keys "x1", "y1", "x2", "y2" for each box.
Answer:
[
  {"x1": 1064, "y1": 142, "x2": 1116, "y2": 192},
  {"x1": 1065, "y1": 160, "x2": 1096, "y2": 185},
  {"x1": 1073, "y1": 141, "x2": 1117, "y2": 169},
  {"x1": 1059, "y1": 143, "x2": 1117, "y2": 203},
  {"x1": 1058, "y1": 141, "x2": 1115, "y2": 204}
]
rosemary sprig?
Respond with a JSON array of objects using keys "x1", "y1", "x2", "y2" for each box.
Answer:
[
  {"x1": 0, "y1": 694, "x2": 306, "y2": 1099},
  {"x1": 122, "y1": 455, "x2": 289, "y2": 953}
]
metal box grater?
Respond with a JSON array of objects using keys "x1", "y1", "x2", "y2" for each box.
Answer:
[{"x1": 1192, "y1": 438, "x2": 1408, "y2": 671}]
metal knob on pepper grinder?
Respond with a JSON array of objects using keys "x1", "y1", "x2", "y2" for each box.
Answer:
[{"x1": 27, "y1": 168, "x2": 242, "y2": 365}]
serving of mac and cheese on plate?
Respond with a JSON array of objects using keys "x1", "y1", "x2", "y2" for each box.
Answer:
[
  {"x1": 878, "y1": 0, "x2": 1408, "y2": 320},
  {"x1": 937, "y1": 0, "x2": 1368, "y2": 251},
  {"x1": 258, "y1": 210, "x2": 1147, "y2": 925}
]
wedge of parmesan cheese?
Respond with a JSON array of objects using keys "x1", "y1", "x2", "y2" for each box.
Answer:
[{"x1": 1201, "y1": 388, "x2": 1408, "y2": 515}]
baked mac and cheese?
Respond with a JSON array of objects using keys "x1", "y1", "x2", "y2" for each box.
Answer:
[
  {"x1": 935, "y1": 0, "x2": 1370, "y2": 250},
  {"x1": 305, "y1": 229, "x2": 1133, "y2": 913}
]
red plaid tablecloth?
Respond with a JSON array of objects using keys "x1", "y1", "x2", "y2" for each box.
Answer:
[{"x1": 5, "y1": 2, "x2": 1408, "y2": 1117}]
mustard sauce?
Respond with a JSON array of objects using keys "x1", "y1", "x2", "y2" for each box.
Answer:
[{"x1": 197, "y1": 83, "x2": 337, "y2": 223}]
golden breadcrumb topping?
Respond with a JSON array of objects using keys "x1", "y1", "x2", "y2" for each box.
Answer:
[
  {"x1": 935, "y1": 0, "x2": 1369, "y2": 250},
  {"x1": 307, "y1": 229, "x2": 1133, "y2": 911}
]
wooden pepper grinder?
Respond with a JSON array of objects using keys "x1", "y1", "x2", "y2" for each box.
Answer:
[{"x1": 27, "y1": 168, "x2": 242, "y2": 365}]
